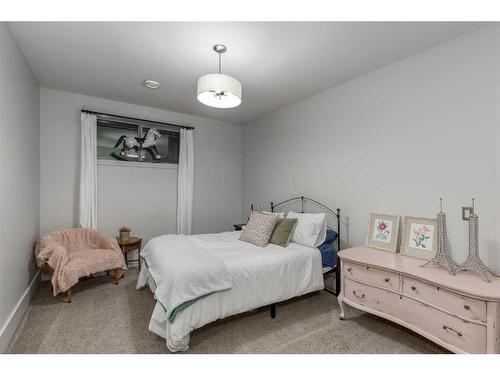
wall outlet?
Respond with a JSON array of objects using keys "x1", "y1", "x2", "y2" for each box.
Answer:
[{"x1": 462, "y1": 206, "x2": 474, "y2": 221}]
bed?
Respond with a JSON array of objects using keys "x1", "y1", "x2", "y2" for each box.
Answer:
[{"x1": 137, "y1": 196, "x2": 341, "y2": 352}]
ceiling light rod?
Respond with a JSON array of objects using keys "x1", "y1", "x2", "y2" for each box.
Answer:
[{"x1": 213, "y1": 44, "x2": 227, "y2": 74}]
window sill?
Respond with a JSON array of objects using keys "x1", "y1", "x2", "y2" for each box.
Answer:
[{"x1": 97, "y1": 159, "x2": 178, "y2": 170}]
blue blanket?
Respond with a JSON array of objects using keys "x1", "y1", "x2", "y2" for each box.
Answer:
[{"x1": 318, "y1": 229, "x2": 338, "y2": 269}]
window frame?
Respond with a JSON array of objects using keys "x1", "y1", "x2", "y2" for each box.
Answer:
[{"x1": 95, "y1": 113, "x2": 185, "y2": 166}]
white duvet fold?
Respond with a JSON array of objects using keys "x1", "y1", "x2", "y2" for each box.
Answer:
[{"x1": 139, "y1": 234, "x2": 233, "y2": 322}]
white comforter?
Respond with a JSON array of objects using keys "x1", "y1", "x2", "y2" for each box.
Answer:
[
  {"x1": 137, "y1": 231, "x2": 324, "y2": 352},
  {"x1": 139, "y1": 234, "x2": 233, "y2": 322}
]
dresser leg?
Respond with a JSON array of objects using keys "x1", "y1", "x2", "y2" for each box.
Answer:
[{"x1": 338, "y1": 294, "x2": 345, "y2": 320}]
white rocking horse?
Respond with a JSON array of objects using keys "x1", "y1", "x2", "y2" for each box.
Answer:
[{"x1": 112, "y1": 128, "x2": 162, "y2": 161}]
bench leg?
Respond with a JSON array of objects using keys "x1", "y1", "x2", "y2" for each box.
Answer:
[
  {"x1": 112, "y1": 269, "x2": 120, "y2": 285},
  {"x1": 270, "y1": 303, "x2": 276, "y2": 319},
  {"x1": 66, "y1": 288, "x2": 72, "y2": 303}
]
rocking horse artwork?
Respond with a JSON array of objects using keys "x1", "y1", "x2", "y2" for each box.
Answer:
[{"x1": 111, "y1": 128, "x2": 163, "y2": 162}]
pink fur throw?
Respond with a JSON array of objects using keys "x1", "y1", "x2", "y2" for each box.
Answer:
[{"x1": 35, "y1": 228, "x2": 127, "y2": 295}]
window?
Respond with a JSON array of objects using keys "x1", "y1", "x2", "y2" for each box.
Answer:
[{"x1": 96, "y1": 113, "x2": 182, "y2": 164}]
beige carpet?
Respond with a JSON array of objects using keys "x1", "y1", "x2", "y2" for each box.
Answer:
[{"x1": 7, "y1": 270, "x2": 447, "y2": 354}]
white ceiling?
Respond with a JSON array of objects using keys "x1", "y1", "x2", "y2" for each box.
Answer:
[{"x1": 9, "y1": 22, "x2": 488, "y2": 124}]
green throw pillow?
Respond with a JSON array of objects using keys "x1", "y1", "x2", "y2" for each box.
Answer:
[{"x1": 269, "y1": 218, "x2": 298, "y2": 247}]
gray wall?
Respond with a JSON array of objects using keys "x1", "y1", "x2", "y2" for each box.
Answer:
[
  {"x1": 40, "y1": 88, "x2": 242, "y2": 244},
  {"x1": 0, "y1": 23, "x2": 40, "y2": 349},
  {"x1": 242, "y1": 26, "x2": 500, "y2": 272}
]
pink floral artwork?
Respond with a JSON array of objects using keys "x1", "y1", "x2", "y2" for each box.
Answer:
[{"x1": 372, "y1": 219, "x2": 393, "y2": 243}]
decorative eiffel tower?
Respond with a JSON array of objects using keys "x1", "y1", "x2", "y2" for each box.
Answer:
[
  {"x1": 457, "y1": 199, "x2": 497, "y2": 282},
  {"x1": 421, "y1": 198, "x2": 459, "y2": 275}
]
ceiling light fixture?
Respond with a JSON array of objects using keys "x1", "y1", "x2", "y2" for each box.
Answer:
[
  {"x1": 143, "y1": 79, "x2": 160, "y2": 89},
  {"x1": 197, "y1": 44, "x2": 241, "y2": 109}
]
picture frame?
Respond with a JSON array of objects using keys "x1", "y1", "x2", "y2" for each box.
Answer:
[
  {"x1": 366, "y1": 213, "x2": 400, "y2": 252},
  {"x1": 400, "y1": 216, "x2": 438, "y2": 260}
]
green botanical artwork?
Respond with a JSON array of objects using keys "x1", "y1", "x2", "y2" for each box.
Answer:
[{"x1": 408, "y1": 224, "x2": 434, "y2": 251}]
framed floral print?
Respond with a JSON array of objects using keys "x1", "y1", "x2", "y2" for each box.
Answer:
[
  {"x1": 401, "y1": 216, "x2": 437, "y2": 260},
  {"x1": 366, "y1": 213, "x2": 400, "y2": 252}
]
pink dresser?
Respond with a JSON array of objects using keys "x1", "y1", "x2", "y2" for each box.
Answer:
[{"x1": 337, "y1": 246, "x2": 500, "y2": 353}]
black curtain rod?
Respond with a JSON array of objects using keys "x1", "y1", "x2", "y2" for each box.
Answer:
[{"x1": 81, "y1": 109, "x2": 194, "y2": 130}]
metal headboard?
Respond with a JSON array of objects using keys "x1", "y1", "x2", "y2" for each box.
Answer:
[
  {"x1": 268, "y1": 195, "x2": 341, "y2": 296},
  {"x1": 270, "y1": 196, "x2": 340, "y2": 251}
]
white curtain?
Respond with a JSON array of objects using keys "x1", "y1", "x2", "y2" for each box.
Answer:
[
  {"x1": 177, "y1": 128, "x2": 194, "y2": 234},
  {"x1": 79, "y1": 112, "x2": 98, "y2": 229}
]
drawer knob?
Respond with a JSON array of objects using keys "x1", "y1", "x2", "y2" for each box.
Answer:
[
  {"x1": 464, "y1": 305, "x2": 470, "y2": 310},
  {"x1": 352, "y1": 290, "x2": 366, "y2": 301},
  {"x1": 411, "y1": 286, "x2": 416, "y2": 291},
  {"x1": 384, "y1": 277, "x2": 390, "y2": 282},
  {"x1": 347, "y1": 267, "x2": 352, "y2": 272},
  {"x1": 442, "y1": 325, "x2": 462, "y2": 337}
]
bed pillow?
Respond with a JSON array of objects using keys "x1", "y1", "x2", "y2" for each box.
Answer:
[
  {"x1": 269, "y1": 218, "x2": 298, "y2": 247},
  {"x1": 286, "y1": 212, "x2": 327, "y2": 247},
  {"x1": 261, "y1": 211, "x2": 285, "y2": 218},
  {"x1": 239, "y1": 211, "x2": 279, "y2": 247},
  {"x1": 323, "y1": 228, "x2": 338, "y2": 244}
]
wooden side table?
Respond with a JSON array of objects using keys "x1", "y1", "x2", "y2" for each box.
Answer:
[
  {"x1": 233, "y1": 224, "x2": 246, "y2": 231},
  {"x1": 116, "y1": 236, "x2": 143, "y2": 270}
]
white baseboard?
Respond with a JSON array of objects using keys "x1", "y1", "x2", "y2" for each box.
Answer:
[{"x1": 0, "y1": 270, "x2": 41, "y2": 353}]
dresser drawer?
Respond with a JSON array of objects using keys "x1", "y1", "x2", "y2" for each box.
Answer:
[
  {"x1": 344, "y1": 278, "x2": 402, "y2": 316},
  {"x1": 344, "y1": 261, "x2": 400, "y2": 291},
  {"x1": 402, "y1": 296, "x2": 486, "y2": 353},
  {"x1": 403, "y1": 276, "x2": 486, "y2": 323},
  {"x1": 343, "y1": 278, "x2": 487, "y2": 353}
]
